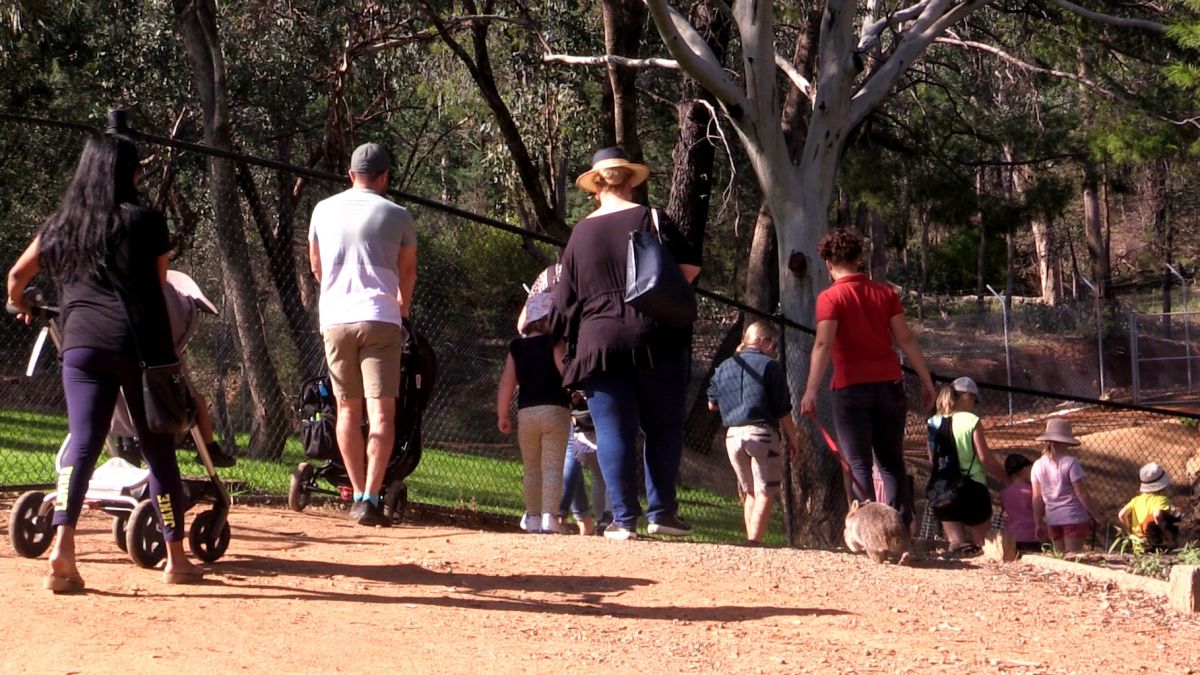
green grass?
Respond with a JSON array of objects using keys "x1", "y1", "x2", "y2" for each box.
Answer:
[{"x1": 0, "y1": 408, "x2": 777, "y2": 545}]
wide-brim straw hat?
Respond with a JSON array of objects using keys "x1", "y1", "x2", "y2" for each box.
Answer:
[
  {"x1": 1036, "y1": 418, "x2": 1080, "y2": 446},
  {"x1": 575, "y1": 147, "x2": 650, "y2": 194},
  {"x1": 1139, "y1": 462, "x2": 1171, "y2": 493}
]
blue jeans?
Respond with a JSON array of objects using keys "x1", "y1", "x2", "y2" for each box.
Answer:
[
  {"x1": 583, "y1": 350, "x2": 689, "y2": 528},
  {"x1": 831, "y1": 380, "x2": 911, "y2": 525},
  {"x1": 559, "y1": 439, "x2": 608, "y2": 521}
]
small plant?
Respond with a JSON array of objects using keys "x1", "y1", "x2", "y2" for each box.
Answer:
[
  {"x1": 1180, "y1": 416, "x2": 1200, "y2": 429},
  {"x1": 1128, "y1": 549, "x2": 1170, "y2": 580},
  {"x1": 1177, "y1": 542, "x2": 1200, "y2": 566},
  {"x1": 1109, "y1": 533, "x2": 1139, "y2": 556},
  {"x1": 1041, "y1": 542, "x2": 1065, "y2": 558}
]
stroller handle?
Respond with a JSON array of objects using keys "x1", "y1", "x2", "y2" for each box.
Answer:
[{"x1": 6, "y1": 287, "x2": 58, "y2": 319}]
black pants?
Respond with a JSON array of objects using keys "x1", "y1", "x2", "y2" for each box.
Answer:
[
  {"x1": 832, "y1": 380, "x2": 911, "y2": 524},
  {"x1": 55, "y1": 347, "x2": 187, "y2": 541}
]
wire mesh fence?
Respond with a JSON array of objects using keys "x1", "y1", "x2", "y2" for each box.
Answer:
[{"x1": 0, "y1": 116, "x2": 1197, "y2": 550}]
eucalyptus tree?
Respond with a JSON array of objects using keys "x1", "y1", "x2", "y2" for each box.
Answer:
[{"x1": 639, "y1": 0, "x2": 1177, "y2": 543}]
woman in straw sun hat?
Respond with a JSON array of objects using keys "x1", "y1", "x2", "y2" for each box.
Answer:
[
  {"x1": 551, "y1": 147, "x2": 701, "y2": 540},
  {"x1": 1030, "y1": 418, "x2": 1103, "y2": 553}
]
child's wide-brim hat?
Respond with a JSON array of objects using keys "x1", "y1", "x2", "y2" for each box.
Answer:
[
  {"x1": 575, "y1": 147, "x2": 650, "y2": 194},
  {"x1": 1139, "y1": 462, "x2": 1171, "y2": 493},
  {"x1": 1036, "y1": 418, "x2": 1080, "y2": 446}
]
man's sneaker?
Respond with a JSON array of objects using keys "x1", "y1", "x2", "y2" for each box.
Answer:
[
  {"x1": 199, "y1": 441, "x2": 236, "y2": 468},
  {"x1": 357, "y1": 501, "x2": 389, "y2": 527},
  {"x1": 350, "y1": 501, "x2": 369, "y2": 522},
  {"x1": 648, "y1": 514, "x2": 693, "y2": 537},
  {"x1": 519, "y1": 513, "x2": 539, "y2": 533},
  {"x1": 603, "y1": 523, "x2": 639, "y2": 541}
]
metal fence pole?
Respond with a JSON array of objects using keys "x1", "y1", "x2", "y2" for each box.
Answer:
[
  {"x1": 1167, "y1": 264, "x2": 1193, "y2": 394},
  {"x1": 1080, "y1": 276, "x2": 1104, "y2": 397},
  {"x1": 776, "y1": 314, "x2": 796, "y2": 548},
  {"x1": 985, "y1": 284, "x2": 1013, "y2": 424},
  {"x1": 1130, "y1": 313, "x2": 1141, "y2": 404}
]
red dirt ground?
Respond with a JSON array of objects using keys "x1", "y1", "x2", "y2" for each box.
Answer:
[{"x1": 3, "y1": 504, "x2": 1200, "y2": 673}]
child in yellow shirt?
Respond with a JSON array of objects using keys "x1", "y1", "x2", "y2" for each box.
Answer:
[{"x1": 1117, "y1": 462, "x2": 1179, "y2": 549}]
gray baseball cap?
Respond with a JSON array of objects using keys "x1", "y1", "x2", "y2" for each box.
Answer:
[{"x1": 350, "y1": 142, "x2": 392, "y2": 174}]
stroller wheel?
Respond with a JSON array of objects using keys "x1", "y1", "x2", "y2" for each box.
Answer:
[
  {"x1": 382, "y1": 480, "x2": 408, "y2": 523},
  {"x1": 288, "y1": 462, "x2": 314, "y2": 512},
  {"x1": 9, "y1": 491, "x2": 53, "y2": 558},
  {"x1": 188, "y1": 510, "x2": 231, "y2": 563},
  {"x1": 126, "y1": 500, "x2": 166, "y2": 569},
  {"x1": 112, "y1": 516, "x2": 129, "y2": 553}
]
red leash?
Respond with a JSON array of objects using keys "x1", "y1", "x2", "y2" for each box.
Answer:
[{"x1": 812, "y1": 418, "x2": 872, "y2": 499}]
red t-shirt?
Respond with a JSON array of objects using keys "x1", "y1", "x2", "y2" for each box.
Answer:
[{"x1": 814, "y1": 274, "x2": 903, "y2": 389}]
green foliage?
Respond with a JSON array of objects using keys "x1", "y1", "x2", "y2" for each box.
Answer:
[
  {"x1": 1128, "y1": 548, "x2": 1171, "y2": 580},
  {"x1": 1177, "y1": 542, "x2": 1200, "y2": 565},
  {"x1": 1109, "y1": 532, "x2": 1139, "y2": 555}
]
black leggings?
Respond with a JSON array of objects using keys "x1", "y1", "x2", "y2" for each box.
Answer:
[
  {"x1": 54, "y1": 347, "x2": 186, "y2": 541},
  {"x1": 831, "y1": 380, "x2": 912, "y2": 525}
]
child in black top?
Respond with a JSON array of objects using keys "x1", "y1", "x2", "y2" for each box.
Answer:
[{"x1": 496, "y1": 292, "x2": 571, "y2": 533}]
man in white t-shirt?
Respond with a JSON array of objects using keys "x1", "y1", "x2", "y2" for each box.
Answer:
[{"x1": 308, "y1": 142, "x2": 417, "y2": 526}]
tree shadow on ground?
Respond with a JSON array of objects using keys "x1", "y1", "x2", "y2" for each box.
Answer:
[
  {"x1": 95, "y1": 575, "x2": 847, "y2": 623},
  {"x1": 217, "y1": 554, "x2": 654, "y2": 594}
]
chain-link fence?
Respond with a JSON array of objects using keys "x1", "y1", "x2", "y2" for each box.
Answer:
[
  {"x1": 1, "y1": 115, "x2": 1197, "y2": 550},
  {"x1": 1130, "y1": 309, "x2": 1200, "y2": 404}
]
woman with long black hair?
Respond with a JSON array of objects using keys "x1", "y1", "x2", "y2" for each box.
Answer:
[{"x1": 7, "y1": 132, "x2": 204, "y2": 591}]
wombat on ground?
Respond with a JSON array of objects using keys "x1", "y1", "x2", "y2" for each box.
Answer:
[{"x1": 844, "y1": 500, "x2": 911, "y2": 565}]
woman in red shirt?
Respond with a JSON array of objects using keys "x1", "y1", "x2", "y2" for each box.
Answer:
[{"x1": 799, "y1": 229, "x2": 935, "y2": 524}]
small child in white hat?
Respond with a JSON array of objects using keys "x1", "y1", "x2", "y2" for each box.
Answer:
[
  {"x1": 1030, "y1": 418, "x2": 1103, "y2": 554},
  {"x1": 1117, "y1": 462, "x2": 1180, "y2": 549}
]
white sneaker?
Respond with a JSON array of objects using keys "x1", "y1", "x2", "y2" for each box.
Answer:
[
  {"x1": 519, "y1": 513, "x2": 539, "y2": 532},
  {"x1": 541, "y1": 513, "x2": 566, "y2": 534}
]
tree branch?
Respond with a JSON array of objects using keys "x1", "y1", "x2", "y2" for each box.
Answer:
[
  {"x1": 542, "y1": 49, "x2": 812, "y2": 100},
  {"x1": 849, "y1": 0, "x2": 992, "y2": 126},
  {"x1": 541, "y1": 53, "x2": 680, "y2": 69},
  {"x1": 645, "y1": 0, "x2": 749, "y2": 118},
  {"x1": 857, "y1": 0, "x2": 932, "y2": 53},
  {"x1": 933, "y1": 37, "x2": 1120, "y2": 98},
  {"x1": 1044, "y1": 0, "x2": 1167, "y2": 33},
  {"x1": 775, "y1": 52, "x2": 814, "y2": 98}
]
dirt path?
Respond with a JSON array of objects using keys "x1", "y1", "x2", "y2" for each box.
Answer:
[{"x1": 3, "y1": 504, "x2": 1199, "y2": 673}]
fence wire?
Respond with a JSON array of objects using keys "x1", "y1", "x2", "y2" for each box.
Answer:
[{"x1": 0, "y1": 117, "x2": 1197, "y2": 549}]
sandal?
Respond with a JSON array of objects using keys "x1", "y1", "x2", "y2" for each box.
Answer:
[
  {"x1": 45, "y1": 573, "x2": 85, "y2": 594},
  {"x1": 949, "y1": 543, "x2": 982, "y2": 558}
]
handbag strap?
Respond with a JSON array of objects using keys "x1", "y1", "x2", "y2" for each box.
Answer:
[
  {"x1": 100, "y1": 263, "x2": 148, "y2": 367},
  {"x1": 647, "y1": 206, "x2": 663, "y2": 242}
]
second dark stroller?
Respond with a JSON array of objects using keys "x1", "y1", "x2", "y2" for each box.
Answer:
[{"x1": 288, "y1": 324, "x2": 436, "y2": 522}]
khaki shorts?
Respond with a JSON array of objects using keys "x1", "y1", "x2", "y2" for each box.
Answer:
[
  {"x1": 726, "y1": 425, "x2": 783, "y2": 497},
  {"x1": 322, "y1": 321, "x2": 405, "y2": 400}
]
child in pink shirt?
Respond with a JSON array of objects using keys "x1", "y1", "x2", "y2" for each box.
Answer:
[{"x1": 999, "y1": 454, "x2": 1038, "y2": 550}]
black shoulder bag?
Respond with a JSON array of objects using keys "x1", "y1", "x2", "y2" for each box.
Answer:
[
  {"x1": 104, "y1": 266, "x2": 197, "y2": 435},
  {"x1": 624, "y1": 207, "x2": 698, "y2": 327},
  {"x1": 926, "y1": 415, "x2": 978, "y2": 509}
]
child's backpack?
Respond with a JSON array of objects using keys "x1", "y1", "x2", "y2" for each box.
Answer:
[
  {"x1": 298, "y1": 376, "x2": 337, "y2": 460},
  {"x1": 926, "y1": 415, "x2": 976, "y2": 509}
]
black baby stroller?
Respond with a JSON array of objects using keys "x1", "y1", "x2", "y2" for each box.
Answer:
[
  {"x1": 7, "y1": 274, "x2": 232, "y2": 569},
  {"x1": 288, "y1": 323, "x2": 436, "y2": 522}
]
